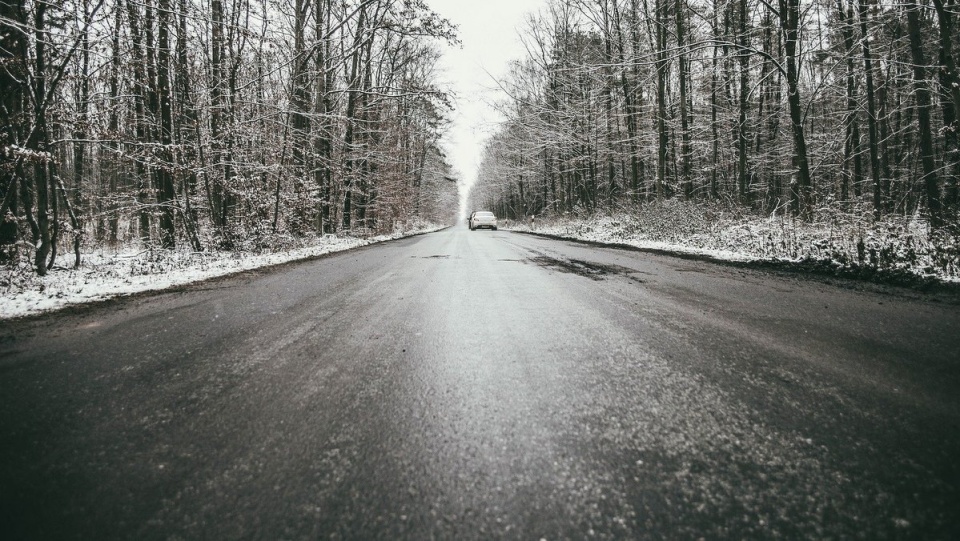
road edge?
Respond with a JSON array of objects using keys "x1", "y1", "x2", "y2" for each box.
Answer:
[
  {"x1": 508, "y1": 229, "x2": 960, "y2": 301},
  {"x1": 0, "y1": 227, "x2": 450, "y2": 324}
]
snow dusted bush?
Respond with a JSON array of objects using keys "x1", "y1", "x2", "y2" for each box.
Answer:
[{"x1": 512, "y1": 200, "x2": 960, "y2": 283}]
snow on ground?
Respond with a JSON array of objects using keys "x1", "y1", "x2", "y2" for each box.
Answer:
[
  {"x1": 4, "y1": 202, "x2": 958, "y2": 321},
  {"x1": 509, "y1": 218, "x2": 754, "y2": 263},
  {"x1": 1, "y1": 224, "x2": 446, "y2": 320},
  {"x1": 501, "y1": 201, "x2": 960, "y2": 284}
]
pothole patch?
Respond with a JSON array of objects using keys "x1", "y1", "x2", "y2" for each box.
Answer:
[{"x1": 529, "y1": 255, "x2": 644, "y2": 283}]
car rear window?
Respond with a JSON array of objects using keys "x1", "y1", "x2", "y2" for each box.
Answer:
[{"x1": 476, "y1": 212, "x2": 495, "y2": 218}]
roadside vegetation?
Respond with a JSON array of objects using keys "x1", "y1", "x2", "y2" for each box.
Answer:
[
  {"x1": 504, "y1": 200, "x2": 960, "y2": 284},
  {"x1": 472, "y1": 0, "x2": 960, "y2": 284},
  {"x1": 0, "y1": 220, "x2": 445, "y2": 319},
  {"x1": 1, "y1": 0, "x2": 459, "y2": 278}
]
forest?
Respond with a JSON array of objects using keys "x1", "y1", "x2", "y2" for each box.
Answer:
[
  {"x1": 1, "y1": 0, "x2": 460, "y2": 276},
  {"x1": 471, "y1": 0, "x2": 960, "y2": 278},
  {"x1": 5, "y1": 0, "x2": 960, "y2": 283}
]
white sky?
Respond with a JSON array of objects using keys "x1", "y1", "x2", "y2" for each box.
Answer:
[{"x1": 427, "y1": 0, "x2": 547, "y2": 209}]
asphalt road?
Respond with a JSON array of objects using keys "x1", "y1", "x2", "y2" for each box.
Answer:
[{"x1": 2, "y1": 227, "x2": 959, "y2": 540}]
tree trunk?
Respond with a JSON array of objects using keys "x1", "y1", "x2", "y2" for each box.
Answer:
[
  {"x1": 342, "y1": 4, "x2": 370, "y2": 230},
  {"x1": 857, "y1": 0, "x2": 883, "y2": 217},
  {"x1": 628, "y1": 0, "x2": 646, "y2": 200},
  {"x1": 611, "y1": 0, "x2": 640, "y2": 203},
  {"x1": 654, "y1": 0, "x2": 668, "y2": 199},
  {"x1": 736, "y1": 0, "x2": 751, "y2": 203},
  {"x1": 71, "y1": 0, "x2": 91, "y2": 267},
  {"x1": 932, "y1": 0, "x2": 960, "y2": 211},
  {"x1": 126, "y1": 0, "x2": 152, "y2": 243},
  {"x1": 777, "y1": 0, "x2": 814, "y2": 218},
  {"x1": 601, "y1": 0, "x2": 618, "y2": 206},
  {"x1": 710, "y1": 1, "x2": 722, "y2": 199},
  {"x1": 156, "y1": 0, "x2": 176, "y2": 248},
  {"x1": 0, "y1": 0, "x2": 27, "y2": 261},
  {"x1": 676, "y1": 0, "x2": 692, "y2": 198},
  {"x1": 904, "y1": 0, "x2": 942, "y2": 226},
  {"x1": 176, "y1": 0, "x2": 202, "y2": 251},
  {"x1": 106, "y1": 2, "x2": 121, "y2": 243},
  {"x1": 31, "y1": 1, "x2": 52, "y2": 274},
  {"x1": 315, "y1": 0, "x2": 334, "y2": 233},
  {"x1": 837, "y1": 0, "x2": 861, "y2": 206},
  {"x1": 290, "y1": 0, "x2": 311, "y2": 232},
  {"x1": 209, "y1": 0, "x2": 228, "y2": 230}
]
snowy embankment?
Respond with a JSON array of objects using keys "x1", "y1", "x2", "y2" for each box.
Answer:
[
  {"x1": 503, "y1": 200, "x2": 960, "y2": 285},
  {"x1": 1, "y1": 223, "x2": 446, "y2": 320}
]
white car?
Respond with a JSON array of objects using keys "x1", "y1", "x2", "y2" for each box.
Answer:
[{"x1": 469, "y1": 211, "x2": 498, "y2": 230}]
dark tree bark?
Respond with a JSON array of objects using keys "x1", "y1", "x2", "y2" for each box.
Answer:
[
  {"x1": 208, "y1": 0, "x2": 228, "y2": 230},
  {"x1": 175, "y1": 0, "x2": 202, "y2": 251},
  {"x1": 126, "y1": 0, "x2": 152, "y2": 243},
  {"x1": 31, "y1": 1, "x2": 52, "y2": 274},
  {"x1": 290, "y1": 0, "x2": 311, "y2": 232},
  {"x1": 736, "y1": 0, "x2": 751, "y2": 202},
  {"x1": 342, "y1": 3, "x2": 370, "y2": 229},
  {"x1": 653, "y1": 0, "x2": 668, "y2": 199},
  {"x1": 628, "y1": 0, "x2": 646, "y2": 199},
  {"x1": 710, "y1": 0, "x2": 722, "y2": 199},
  {"x1": 611, "y1": 0, "x2": 641, "y2": 202},
  {"x1": 755, "y1": 10, "x2": 780, "y2": 210},
  {"x1": 857, "y1": 0, "x2": 884, "y2": 217},
  {"x1": 70, "y1": 0, "x2": 91, "y2": 267},
  {"x1": 675, "y1": 0, "x2": 692, "y2": 198},
  {"x1": 0, "y1": 0, "x2": 27, "y2": 261},
  {"x1": 105, "y1": 2, "x2": 122, "y2": 243},
  {"x1": 156, "y1": 0, "x2": 177, "y2": 247},
  {"x1": 904, "y1": 0, "x2": 942, "y2": 226},
  {"x1": 315, "y1": 0, "x2": 334, "y2": 233},
  {"x1": 777, "y1": 0, "x2": 814, "y2": 218},
  {"x1": 837, "y1": 0, "x2": 862, "y2": 206},
  {"x1": 601, "y1": 0, "x2": 618, "y2": 206},
  {"x1": 932, "y1": 0, "x2": 960, "y2": 211}
]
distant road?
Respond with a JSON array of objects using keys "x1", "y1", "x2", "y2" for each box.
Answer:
[{"x1": 2, "y1": 227, "x2": 959, "y2": 539}]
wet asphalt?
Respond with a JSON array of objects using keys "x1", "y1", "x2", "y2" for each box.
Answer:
[{"x1": 1, "y1": 227, "x2": 959, "y2": 540}]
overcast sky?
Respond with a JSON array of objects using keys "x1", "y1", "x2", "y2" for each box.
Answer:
[{"x1": 426, "y1": 0, "x2": 546, "y2": 206}]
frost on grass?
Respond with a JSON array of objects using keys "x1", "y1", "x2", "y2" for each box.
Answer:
[
  {"x1": 506, "y1": 200, "x2": 960, "y2": 283},
  {"x1": 0, "y1": 223, "x2": 445, "y2": 320}
]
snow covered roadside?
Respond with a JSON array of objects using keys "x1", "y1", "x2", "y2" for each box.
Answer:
[
  {"x1": 501, "y1": 201, "x2": 960, "y2": 285},
  {"x1": 510, "y1": 218, "x2": 753, "y2": 264},
  {"x1": 1, "y1": 224, "x2": 446, "y2": 320}
]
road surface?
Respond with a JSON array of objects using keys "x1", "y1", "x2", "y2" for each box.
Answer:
[{"x1": 2, "y1": 227, "x2": 959, "y2": 539}]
